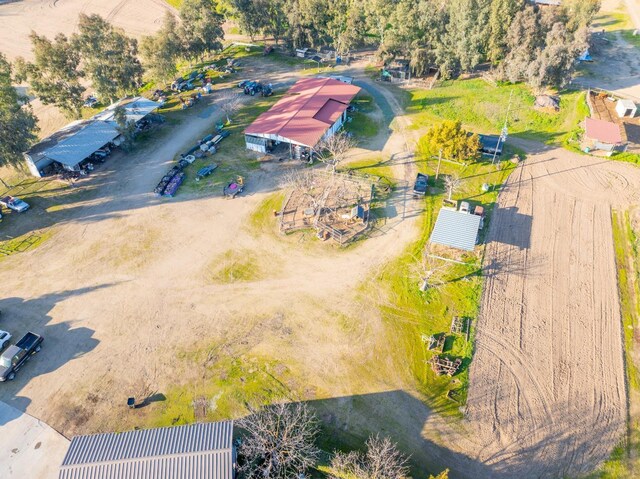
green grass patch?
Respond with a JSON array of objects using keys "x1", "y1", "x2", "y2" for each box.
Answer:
[
  {"x1": 145, "y1": 354, "x2": 293, "y2": 428},
  {"x1": 207, "y1": 249, "x2": 269, "y2": 284},
  {"x1": 407, "y1": 79, "x2": 588, "y2": 144},
  {"x1": 178, "y1": 94, "x2": 282, "y2": 196},
  {"x1": 345, "y1": 111, "x2": 379, "y2": 138},
  {"x1": 248, "y1": 191, "x2": 286, "y2": 235},
  {"x1": 598, "y1": 210, "x2": 640, "y2": 477},
  {"x1": 0, "y1": 229, "x2": 53, "y2": 258},
  {"x1": 610, "y1": 151, "x2": 640, "y2": 165},
  {"x1": 341, "y1": 156, "x2": 396, "y2": 184},
  {"x1": 364, "y1": 157, "x2": 517, "y2": 417},
  {"x1": 165, "y1": 0, "x2": 183, "y2": 8}
]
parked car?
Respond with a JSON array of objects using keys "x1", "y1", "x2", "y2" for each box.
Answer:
[
  {"x1": 0, "y1": 330, "x2": 11, "y2": 350},
  {"x1": 459, "y1": 201, "x2": 470, "y2": 213},
  {"x1": 413, "y1": 173, "x2": 428, "y2": 197},
  {"x1": 0, "y1": 332, "x2": 43, "y2": 382},
  {"x1": 0, "y1": 196, "x2": 30, "y2": 213},
  {"x1": 83, "y1": 95, "x2": 98, "y2": 108}
]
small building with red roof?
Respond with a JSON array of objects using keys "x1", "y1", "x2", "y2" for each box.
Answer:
[
  {"x1": 244, "y1": 77, "x2": 360, "y2": 158},
  {"x1": 583, "y1": 117, "x2": 625, "y2": 155}
]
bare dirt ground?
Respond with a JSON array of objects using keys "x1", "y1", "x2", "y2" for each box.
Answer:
[
  {"x1": 0, "y1": 0, "x2": 173, "y2": 61},
  {"x1": 0, "y1": 59, "x2": 426, "y2": 451},
  {"x1": 463, "y1": 139, "x2": 637, "y2": 478},
  {"x1": 577, "y1": 0, "x2": 640, "y2": 100}
]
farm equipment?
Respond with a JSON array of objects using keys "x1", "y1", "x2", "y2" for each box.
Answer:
[
  {"x1": 223, "y1": 176, "x2": 245, "y2": 198},
  {"x1": 243, "y1": 81, "x2": 263, "y2": 96},
  {"x1": 429, "y1": 356, "x2": 462, "y2": 377},
  {"x1": 261, "y1": 84, "x2": 273, "y2": 97},
  {"x1": 196, "y1": 164, "x2": 217, "y2": 181},
  {"x1": 163, "y1": 172, "x2": 185, "y2": 197}
]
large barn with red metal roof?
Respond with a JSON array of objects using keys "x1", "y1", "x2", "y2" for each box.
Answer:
[{"x1": 244, "y1": 77, "x2": 360, "y2": 159}]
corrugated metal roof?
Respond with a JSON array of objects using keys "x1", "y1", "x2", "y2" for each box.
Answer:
[
  {"x1": 245, "y1": 77, "x2": 360, "y2": 147},
  {"x1": 430, "y1": 208, "x2": 481, "y2": 251},
  {"x1": 44, "y1": 121, "x2": 120, "y2": 166},
  {"x1": 25, "y1": 96, "x2": 160, "y2": 167},
  {"x1": 59, "y1": 421, "x2": 234, "y2": 479}
]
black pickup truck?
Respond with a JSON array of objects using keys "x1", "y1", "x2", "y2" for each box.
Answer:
[
  {"x1": 413, "y1": 173, "x2": 429, "y2": 197},
  {"x1": 0, "y1": 332, "x2": 43, "y2": 382}
]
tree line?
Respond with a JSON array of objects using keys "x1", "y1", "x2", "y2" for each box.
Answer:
[
  {"x1": 1, "y1": 0, "x2": 600, "y2": 167},
  {"x1": 227, "y1": 0, "x2": 599, "y2": 88}
]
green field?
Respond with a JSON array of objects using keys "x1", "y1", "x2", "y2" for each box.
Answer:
[
  {"x1": 593, "y1": 210, "x2": 640, "y2": 477},
  {"x1": 407, "y1": 79, "x2": 588, "y2": 144},
  {"x1": 353, "y1": 153, "x2": 516, "y2": 416}
]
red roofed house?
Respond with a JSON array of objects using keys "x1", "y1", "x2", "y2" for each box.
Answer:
[
  {"x1": 583, "y1": 117, "x2": 626, "y2": 155},
  {"x1": 244, "y1": 77, "x2": 361, "y2": 159}
]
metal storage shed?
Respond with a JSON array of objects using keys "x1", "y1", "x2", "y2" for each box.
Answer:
[
  {"x1": 616, "y1": 99, "x2": 637, "y2": 118},
  {"x1": 430, "y1": 208, "x2": 481, "y2": 252},
  {"x1": 58, "y1": 421, "x2": 235, "y2": 479}
]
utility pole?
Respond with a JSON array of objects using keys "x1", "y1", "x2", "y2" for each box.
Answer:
[
  {"x1": 436, "y1": 149, "x2": 443, "y2": 180},
  {"x1": 492, "y1": 89, "x2": 513, "y2": 165}
]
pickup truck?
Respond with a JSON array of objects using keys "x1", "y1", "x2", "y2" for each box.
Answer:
[
  {"x1": 0, "y1": 196, "x2": 29, "y2": 213},
  {"x1": 0, "y1": 332, "x2": 43, "y2": 382},
  {"x1": 413, "y1": 173, "x2": 428, "y2": 197}
]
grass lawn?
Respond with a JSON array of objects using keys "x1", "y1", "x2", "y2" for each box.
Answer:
[
  {"x1": 593, "y1": 210, "x2": 640, "y2": 477},
  {"x1": 176, "y1": 93, "x2": 283, "y2": 196},
  {"x1": 365, "y1": 156, "x2": 517, "y2": 417},
  {"x1": 407, "y1": 79, "x2": 588, "y2": 144}
]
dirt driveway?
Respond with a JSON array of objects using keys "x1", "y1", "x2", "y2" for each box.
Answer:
[{"x1": 463, "y1": 139, "x2": 635, "y2": 478}]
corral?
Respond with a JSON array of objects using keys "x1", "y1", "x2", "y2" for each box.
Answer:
[{"x1": 278, "y1": 171, "x2": 374, "y2": 244}]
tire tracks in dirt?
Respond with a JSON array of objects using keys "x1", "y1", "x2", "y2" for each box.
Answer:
[{"x1": 465, "y1": 143, "x2": 632, "y2": 478}]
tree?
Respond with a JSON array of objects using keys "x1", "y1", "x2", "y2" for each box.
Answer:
[
  {"x1": 328, "y1": 435, "x2": 410, "y2": 479},
  {"x1": 113, "y1": 105, "x2": 137, "y2": 151},
  {"x1": 418, "y1": 120, "x2": 481, "y2": 162},
  {"x1": 218, "y1": 89, "x2": 242, "y2": 123},
  {"x1": 315, "y1": 131, "x2": 356, "y2": 173},
  {"x1": 18, "y1": 32, "x2": 85, "y2": 119},
  {"x1": 281, "y1": 169, "x2": 323, "y2": 210},
  {"x1": 229, "y1": 0, "x2": 266, "y2": 41},
  {"x1": 0, "y1": 53, "x2": 38, "y2": 167},
  {"x1": 412, "y1": 252, "x2": 454, "y2": 291},
  {"x1": 179, "y1": 0, "x2": 225, "y2": 62},
  {"x1": 487, "y1": 0, "x2": 524, "y2": 64},
  {"x1": 237, "y1": 402, "x2": 319, "y2": 478},
  {"x1": 140, "y1": 12, "x2": 182, "y2": 84},
  {"x1": 444, "y1": 173, "x2": 462, "y2": 201},
  {"x1": 562, "y1": 0, "x2": 600, "y2": 32},
  {"x1": 73, "y1": 14, "x2": 143, "y2": 103}
]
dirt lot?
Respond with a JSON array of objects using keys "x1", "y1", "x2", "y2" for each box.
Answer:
[
  {"x1": 463, "y1": 139, "x2": 639, "y2": 478},
  {"x1": 0, "y1": 0, "x2": 173, "y2": 61},
  {"x1": 0, "y1": 59, "x2": 426, "y2": 448}
]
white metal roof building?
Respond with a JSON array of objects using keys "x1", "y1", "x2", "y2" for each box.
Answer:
[
  {"x1": 23, "y1": 97, "x2": 161, "y2": 177},
  {"x1": 58, "y1": 421, "x2": 235, "y2": 479},
  {"x1": 430, "y1": 208, "x2": 481, "y2": 251}
]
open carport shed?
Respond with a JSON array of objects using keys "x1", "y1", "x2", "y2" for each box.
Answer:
[
  {"x1": 244, "y1": 77, "x2": 360, "y2": 159},
  {"x1": 23, "y1": 97, "x2": 161, "y2": 177},
  {"x1": 430, "y1": 208, "x2": 481, "y2": 251}
]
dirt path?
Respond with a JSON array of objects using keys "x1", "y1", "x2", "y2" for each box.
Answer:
[{"x1": 464, "y1": 140, "x2": 634, "y2": 478}]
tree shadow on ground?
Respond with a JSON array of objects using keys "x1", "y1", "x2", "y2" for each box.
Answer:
[{"x1": 0, "y1": 285, "x2": 115, "y2": 417}]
